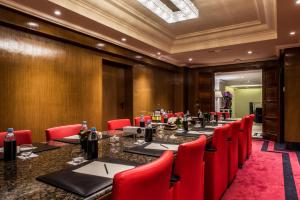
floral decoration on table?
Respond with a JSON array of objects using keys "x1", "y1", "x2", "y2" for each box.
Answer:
[{"x1": 223, "y1": 91, "x2": 232, "y2": 109}]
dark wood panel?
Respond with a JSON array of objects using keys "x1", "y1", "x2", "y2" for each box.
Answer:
[
  {"x1": 284, "y1": 47, "x2": 300, "y2": 143},
  {"x1": 0, "y1": 26, "x2": 102, "y2": 142},
  {"x1": 197, "y1": 72, "x2": 214, "y2": 113},
  {"x1": 262, "y1": 65, "x2": 280, "y2": 141}
]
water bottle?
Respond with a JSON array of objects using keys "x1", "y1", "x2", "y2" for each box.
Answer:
[
  {"x1": 186, "y1": 110, "x2": 190, "y2": 116},
  {"x1": 163, "y1": 113, "x2": 168, "y2": 123},
  {"x1": 79, "y1": 121, "x2": 89, "y2": 152},
  {"x1": 145, "y1": 121, "x2": 153, "y2": 142},
  {"x1": 140, "y1": 115, "x2": 145, "y2": 127},
  {"x1": 86, "y1": 127, "x2": 98, "y2": 160},
  {"x1": 183, "y1": 115, "x2": 188, "y2": 131},
  {"x1": 4, "y1": 128, "x2": 17, "y2": 161}
]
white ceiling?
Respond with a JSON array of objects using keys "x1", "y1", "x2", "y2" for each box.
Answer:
[
  {"x1": 1, "y1": 0, "x2": 300, "y2": 67},
  {"x1": 215, "y1": 70, "x2": 262, "y2": 86}
]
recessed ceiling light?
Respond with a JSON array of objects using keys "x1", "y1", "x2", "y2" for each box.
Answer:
[
  {"x1": 296, "y1": 0, "x2": 300, "y2": 5},
  {"x1": 290, "y1": 31, "x2": 296, "y2": 36},
  {"x1": 121, "y1": 38, "x2": 127, "y2": 42},
  {"x1": 54, "y1": 10, "x2": 61, "y2": 16},
  {"x1": 188, "y1": 58, "x2": 193, "y2": 62},
  {"x1": 96, "y1": 43, "x2": 105, "y2": 48},
  {"x1": 27, "y1": 22, "x2": 39, "y2": 28},
  {"x1": 247, "y1": 50, "x2": 253, "y2": 55},
  {"x1": 135, "y1": 55, "x2": 142, "y2": 59},
  {"x1": 157, "y1": 52, "x2": 161, "y2": 55}
]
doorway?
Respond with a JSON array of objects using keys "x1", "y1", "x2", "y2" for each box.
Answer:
[
  {"x1": 102, "y1": 60, "x2": 133, "y2": 129},
  {"x1": 214, "y1": 70, "x2": 263, "y2": 138}
]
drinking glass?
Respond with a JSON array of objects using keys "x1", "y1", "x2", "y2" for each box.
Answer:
[
  {"x1": 71, "y1": 149, "x2": 84, "y2": 164},
  {"x1": 19, "y1": 144, "x2": 34, "y2": 160}
]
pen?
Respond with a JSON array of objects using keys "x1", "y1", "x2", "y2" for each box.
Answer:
[
  {"x1": 160, "y1": 144, "x2": 169, "y2": 149},
  {"x1": 104, "y1": 163, "x2": 109, "y2": 174}
]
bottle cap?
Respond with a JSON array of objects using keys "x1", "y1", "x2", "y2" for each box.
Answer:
[
  {"x1": 7, "y1": 128, "x2": 14, "y2": 132},
  {"x1": 90, "y1": 127, "x2": 96, "y2": 131}
]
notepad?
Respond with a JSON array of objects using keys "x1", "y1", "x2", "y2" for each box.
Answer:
[
  {"x1": 64, "y1": 135, "x2": 80, "y2": 139},
  {"x1": 73, "y1": 161, "x2": 135, "y2": 179},
  {"x1": 144, "y1": 143, "x2": 179, "y2": 151}
]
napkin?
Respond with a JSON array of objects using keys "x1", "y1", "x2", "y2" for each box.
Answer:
[
  {"x1": 17, "y1": 153, "x2": 38, "y2": 160},
  {"x1": 67, "y1": 159, "x2": 88, "y2": 166},
  {"x1": 64, "y1": 135, "x2": 80, "y2": 139}
]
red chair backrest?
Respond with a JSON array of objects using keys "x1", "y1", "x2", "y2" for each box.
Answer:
[
  {"x1": 45, "y1": 124, "x2": 81, "y2": 141},
  {"x1": 134, "y1": 116, "x2": 152, "y2": 126},
  {"x1": 112, "y1": 151, "x2": 174, "y2": 200},
  {"x1": 0, "y1": 130, "x2": 32, "y2": 147},
  {"x1": 207, "y1": 124, "x2": 230, "y2": 200},
  {"x1": 173, "y1": 135, "x2": 207, "y2": 200},
  {"x1": 175, "y1": 112, "x2": 184, "y2": 117},
  {"x1": 228, "y1": 120, "x2": 241, "y2": 184},
  {"x1": 223, "y1": 112, "x2": 230, "y2": 119},
  {"x1": 107, "y1": 119, "x2": 131, "y2": 130}
]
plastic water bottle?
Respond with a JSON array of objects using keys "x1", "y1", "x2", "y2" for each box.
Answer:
[
  {"x1": 183, "y1": 115, "x2": 188, "y2": 131},
  {"x1": 86, "y1": 127, "x2": 99, "y2": 160},
  {"x1": 4, "y1": 128, "x2": 17, "y2": 161},
  {"x1": 140, "y1": 115, "x2": 145, "y2": 127},
  {"x1": 81, "y1": 121, "x2": 88, "y2": 132},
  {"x1": 145, "y1": 121, "x2": 153, "y2": 142}
]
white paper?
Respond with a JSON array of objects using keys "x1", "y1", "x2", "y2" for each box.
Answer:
[
  {"x1": 201, "y1": 131, "x2": 214, "y2": 136},
  {"x1": 187, "y1": 131, "x2": 200, "y2": 135},
  {"x1": 144, "y1": 143, "x2": 179, "y2": 151},
  {"x1": 0, "y1": 146, "x2": 36, "y2": 153},
  {"x1": 17, "y1": 153, "x2": 38, "y2": 160},
  {"x1": 64, "y1": 135, "x2": 80, "y2": 139},
  {"x1": 67, "y1": 159, "x2": 88, "y2": 166},
  {"x1": 73, "y1": 161, "x2": 135, "y2": 179}
]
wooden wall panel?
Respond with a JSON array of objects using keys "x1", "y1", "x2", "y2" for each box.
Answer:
[
  {"x1": 0, "y1": 26, "x2": 102, "y2": 142},
  {"x1": 133, "y1": 65, "x2": 178, "y2": 118},
  {"x1": 284, "y1": 47, "x2": 300, "y2": 144}
]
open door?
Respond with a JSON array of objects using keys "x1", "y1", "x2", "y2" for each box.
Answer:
[{"x1": 262, "y1": 65, "x2": 280, "y2": 141}]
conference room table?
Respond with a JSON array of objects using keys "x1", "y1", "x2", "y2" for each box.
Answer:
[{"x1": 0, "y1": 126, "x2": 218, "y2": 200}]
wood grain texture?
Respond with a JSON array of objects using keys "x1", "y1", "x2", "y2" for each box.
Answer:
[
  {"x1": 262, "y1": 64, "x2": 280, "y2": 141},
  {"x1": 0, "y1": 26, "x2": 102, "y2": 142},
  {"x1": 133, "y1": 64, "x2": 179, "y2": 117},
  {"x1": 284, "y1": 47, "x2": 300, "y2": 143}
]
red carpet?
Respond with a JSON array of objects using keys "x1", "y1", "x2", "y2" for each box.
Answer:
[{"x1": 222, "y1": 140, "x2": 300, "y2": 200}]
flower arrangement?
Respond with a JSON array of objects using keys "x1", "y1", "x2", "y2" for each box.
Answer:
[{"x1": 223, "y1": 91, "x2": 232, "y2": 109}]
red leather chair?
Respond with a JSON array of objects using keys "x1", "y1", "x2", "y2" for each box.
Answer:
[
  {"x1": 174, "y1": 112, "x2": 184, "y2": 117},
  {"x1": 112, "y1": 151, "x2": 174, "y2": 200},
  {"x1": 238, "y1": 115, "x2": 251, "y2": 166},
  {"x1": 216, "y1": 112, "x2": 222, "y2": 120},
  {"x1": 0, "y1": 130, "x2": 32, "y2": 147},
  {"x1": 227, "y1": 120, "x2": 241, "y2": 184},
  {"x1": 172, "y1": 135, "x2": 206, "y2": 200},
  {"x1": 134, "y1": 116, "x2": 152, "y2": 126},
  {"x1": 205, "y1": 124, "x2": 231, "y2": 200},
  {"x1": 45, "y1": 124, "x2": 81, "y2": 141},
  {"x1": 223, "y1": 112, "x2": 230, "y2": 119},
  {"x1": 247, "y1": 114, "x2": 255, "y2": 158},
  {"x1": 107, "y1": 119, "x2": 131, "y2": 130}
]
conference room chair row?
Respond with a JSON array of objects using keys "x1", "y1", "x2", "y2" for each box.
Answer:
[{"x1": 0, "y1": 114, "x2": 254, "y2": 200}]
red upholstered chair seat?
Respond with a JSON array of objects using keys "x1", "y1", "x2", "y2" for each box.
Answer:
[
  {"x1": 0, "y1": 130, "x2": 32, "y2": 147},
  {"x1": 172, "y1": 135, "x2": 206, "y2": 200},
  {"x1": 205, "y1": 124, "x2": 231, "y2": 200},
  {"x1": 228, "y1": 120, "x2": 241, "y2": 184},
  {"x1": 45, "y1": 124, "x2": 81, "y2": 141},
  {"x1": 134, "y1": 116, "x2": 152, "y2": 126},
  {"x1": 174, "y1": 112, "x2": 184, "y2": 117},
  {"x1": 107, "y1": 119, "x2": 131, "y2": 131},
  {"x1": 112, "y1": 151, "x2": 174, "y2": 200}
]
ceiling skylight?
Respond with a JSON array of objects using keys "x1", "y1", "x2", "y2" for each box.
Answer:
[{"x1": 138, "y1": 0, "x2": 199, "y2": 23}]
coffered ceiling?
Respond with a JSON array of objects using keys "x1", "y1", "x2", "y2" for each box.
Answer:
[{"x1": 1, "y1": 0, "x2": 300, "y2": 67}]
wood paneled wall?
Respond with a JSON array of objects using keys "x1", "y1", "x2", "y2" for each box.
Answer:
[
  {"x1": 133, "y1": 64, "x2": 183, "y2": 118},
  {"x1": 0, "y1": 25, "x2": 183, "y2": 142},
  {"x1": 0, "y1": 26, "x2": 102, "y2": 142},
  {"x1": 284, "y1": 47, "x2": 300, "y2": 146}
]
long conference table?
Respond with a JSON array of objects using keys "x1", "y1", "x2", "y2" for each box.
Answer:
[{"x1": 0, "y1": 121, "x2": 234, "y2": 200}]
